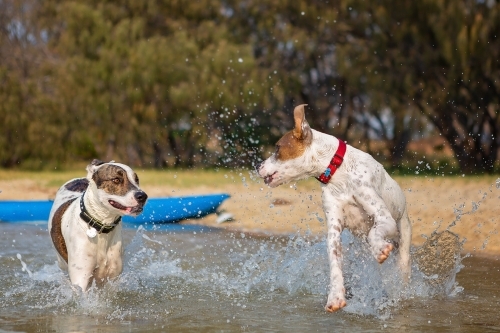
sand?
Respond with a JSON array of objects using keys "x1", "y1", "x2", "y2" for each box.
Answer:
[
  {"x1": 187, "y1": 176, "x2": 500, "y2": 257},
  {"x1": 1, "y1": 173, "x2": 498, "y2": 257}
]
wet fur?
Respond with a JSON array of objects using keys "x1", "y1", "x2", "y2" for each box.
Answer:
[
  {"x1": 258, "y1": 105, "x2": 412, "y2": 312},
  {"x1": 48, "y1": 160, "x2": 147, "y2": 291}
]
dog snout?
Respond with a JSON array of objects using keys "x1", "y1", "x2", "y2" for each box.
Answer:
[{"x1": 134, "y1": 191, "x2": 148, "y2": 203}]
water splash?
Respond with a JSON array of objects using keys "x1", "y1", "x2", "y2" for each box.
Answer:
[
  {"x1": 1, "y1": 225, "x2": 464, "y2": 322},
  {"x1": 17, "y1": 253, "x2": 33, "y2": 278}
]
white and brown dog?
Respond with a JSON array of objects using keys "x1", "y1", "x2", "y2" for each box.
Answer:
[
  {"x1": 48, "y1": 159, "x2": 148, "y2": 291},
  {"x1": 257, "y1": 105, "x2": 411, "y2": 312}
]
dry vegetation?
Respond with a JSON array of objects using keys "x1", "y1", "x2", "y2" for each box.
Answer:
[{"x1": 0, "y1": 169, "x2": 498, "y2": 257}]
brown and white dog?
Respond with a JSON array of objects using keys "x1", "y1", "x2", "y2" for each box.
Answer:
[
  {"x1": 48, "y1": 159, "x2": 148, "y2": 291},
  {"x1": 257, "y1": 105, "x2": 411, "y2": 312}
]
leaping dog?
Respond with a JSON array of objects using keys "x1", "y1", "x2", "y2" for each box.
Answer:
[
  {"x1": 257, "y1": 105, "x2": 411, "y2": 312},
  {"x1": 48, "y1": 159, "x2": 148, "y2": 291}
]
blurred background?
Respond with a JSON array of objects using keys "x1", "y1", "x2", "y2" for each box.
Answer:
[{"x1": 1, "y1": 0, "x2": 499, "y2": 174}]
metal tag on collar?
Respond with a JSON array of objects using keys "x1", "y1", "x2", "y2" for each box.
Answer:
[{"x1": 86, "y1": 227, "x2": 98, "y2": 238}]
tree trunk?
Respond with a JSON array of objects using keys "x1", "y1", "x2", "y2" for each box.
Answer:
[
  {"x1": 167, "y1": 132, "x2": 181, "y2": 168},
  {"x1": 421, "y1": 107, "x2": 497, "y2": 174},
  {"x1": 153, "y1": 141, "x2": 165, "y2": 168},
  {"x1": 391, "y1": 120, "x2": 412, "y2": 168},
  {"x1": 105, "y1": 136, "x2": 115, "y2": 162}
]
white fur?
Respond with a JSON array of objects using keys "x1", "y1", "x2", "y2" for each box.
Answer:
[
  {"x1": 48, "y1": 162, "x2": 146, "y2": 291},
  {"x1": 259, "y1": 128, "x2": 412, "y2": 312}
]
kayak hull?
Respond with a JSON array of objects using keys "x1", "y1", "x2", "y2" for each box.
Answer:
[{"x1": 0, "y1": 194, "x2": 230, "y2": 224}]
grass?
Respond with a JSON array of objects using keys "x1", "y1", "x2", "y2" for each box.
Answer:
[
  {"x1": 0, "y1": 167, "x2": 268, "y2": 190},
  {"x1": 0, "y1": 167, "x2": 497, "y2": 193}
]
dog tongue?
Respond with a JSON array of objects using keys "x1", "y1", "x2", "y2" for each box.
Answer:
[{"x1": 125, "y1": 207, "x2": 133, "y2": 213}]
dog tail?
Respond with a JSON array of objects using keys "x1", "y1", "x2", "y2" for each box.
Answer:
[{"x1": 398, "y1": 206, "x2": 412, "y2": 283}]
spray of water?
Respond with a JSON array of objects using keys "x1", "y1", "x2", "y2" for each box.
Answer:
[{"x1": 1, "y1": 223, "x2": 465, "y2": 322}]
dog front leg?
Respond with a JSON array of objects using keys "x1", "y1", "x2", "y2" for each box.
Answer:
[
  {"x1": 323, "y1": 200, "x2": 347, "y2": 312},
  {"x1": 354, "y1": 191, "x2": 398, "y2": 264},
  {"x1": 68, "y1": 259, "x2": 96, "y2": 292}
]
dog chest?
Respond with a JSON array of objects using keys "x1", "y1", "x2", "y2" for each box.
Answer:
[{"x1": 339, "y1": 200, "x2": 373, "y2": 236}]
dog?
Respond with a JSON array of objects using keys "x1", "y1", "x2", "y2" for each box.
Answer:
[
  {"x1": 48, "y1": 159, "x2": 148, "y2": 291},
  {"x1": 257, "y1": 105, "x2": 411, "y2": 312}
]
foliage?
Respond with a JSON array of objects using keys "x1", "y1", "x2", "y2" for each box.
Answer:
[
  {"x1": 0, "y1": 0, "x2": 499, "y2": 173},
  {"x1": 338, "y1": 0, "x2": 500, "y2": 173}
]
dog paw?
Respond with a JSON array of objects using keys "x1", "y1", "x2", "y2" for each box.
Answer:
[
  {"x1": 325, "y1": 295, "x2": 347, "y2": 313},
  {"x1": 377, "y1": 243, "x2": 394, "y2": 263}
]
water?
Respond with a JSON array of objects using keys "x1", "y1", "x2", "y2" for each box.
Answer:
[{"x1": 0, "y1": 222, "x2": 499, "y2": 332}]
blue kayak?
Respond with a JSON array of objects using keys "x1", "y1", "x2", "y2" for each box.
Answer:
[{"x1": 0, "y1": 193, "x2": 230, "y2": 224}]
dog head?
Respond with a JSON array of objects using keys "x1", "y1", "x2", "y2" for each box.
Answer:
[
  {"x1": 85, "y1": 159, "x2": 148, "y2": 216},
  {"x1": 257, "y1": 104, "x2": 316, "y2": 187}
]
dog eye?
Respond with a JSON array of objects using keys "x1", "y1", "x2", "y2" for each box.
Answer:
[{"x1": 112, "y1": 178, "x2": 122, "y2": 184}]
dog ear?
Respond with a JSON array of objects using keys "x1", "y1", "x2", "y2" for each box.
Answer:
[
  {"x1": 293, "y1": 104, "x2": 312, "y2": 142},
  {"x1": 86, "y1": 159, "x2": 105, "y2": 179},
  {"x1": 91, "y1": 159, "x2": 105, "y2": 166}
]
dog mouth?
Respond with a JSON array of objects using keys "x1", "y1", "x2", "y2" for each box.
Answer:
[
  {"x1": 264, "y1": 172, "x2": 277, "y2": 185},
  {"x1": 109, "y1": 200, "x2": 143, "y2": 214}
]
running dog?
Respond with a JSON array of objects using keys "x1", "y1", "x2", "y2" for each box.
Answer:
[
  {"x1": 257, "y1": 105, "x2": 411, "y2": 312},
  {"x1": 48, "y1": 159, "x2": 148, "y2": 291}
]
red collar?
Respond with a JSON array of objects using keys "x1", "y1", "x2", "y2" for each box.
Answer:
[{"x1": 316, "y1": 140, "x2": 347, "y2": 184}]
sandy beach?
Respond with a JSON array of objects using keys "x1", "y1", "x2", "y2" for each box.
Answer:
[
  {"x1": 188, "y1": 175, "x2": 500, "y2": 257},
  {"x1": 1, "y1": 170, "x2": 498, "y2": 257}
]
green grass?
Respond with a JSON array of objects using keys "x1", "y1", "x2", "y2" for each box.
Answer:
[
  {"x1": 134, "y1": 168, "x2": 258, "y2": 188},
  {"x1": 0, "y1": 168, "x2": 265, "y2": 189},
  {"x1": 0, "y1": 167, "x2": 496, "y2": 192}
]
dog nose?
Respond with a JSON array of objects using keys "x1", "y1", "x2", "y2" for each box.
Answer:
[{"x1": 134, "y1": 191, "x2": 148, "y2": 203}]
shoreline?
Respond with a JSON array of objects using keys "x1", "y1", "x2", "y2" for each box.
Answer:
[{"x1": 0, "y1": 171, "x2": 499, "y2": 257}]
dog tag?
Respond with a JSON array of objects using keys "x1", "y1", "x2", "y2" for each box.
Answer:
[{"x1": 86, "y1": 227, "x2": 97, "y2": 238}]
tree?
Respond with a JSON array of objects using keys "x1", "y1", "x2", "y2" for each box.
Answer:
[
  {"x1": 32, "y1": 0, "x2": 278, "y2": 168},
  {"x1": 340, "y1": 0, "x2": 500, "y2": 173},
  {"x1": 0, "y1": 0, "x2": 67, "y2": 168},
  {"x1": 2, "y1": 0, "x2": 499, "y2": 172}
]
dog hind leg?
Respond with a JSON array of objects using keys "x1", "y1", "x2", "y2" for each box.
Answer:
[{"x1": 397, "y1": 207, "x2": 412, "y2": 283}]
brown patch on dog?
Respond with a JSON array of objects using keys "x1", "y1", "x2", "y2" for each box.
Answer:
[
  {"x1": 92, "y1": 165, "x2": 138, "y2": 196},
  {"x1": 64, "y1": 178, "x2": 89, "y2": 192},
  {"x1": 275, "y1": 131, "x2": 307, "y2": 161},
  {"x1": 275, "y1": 105, "x2": 312, "y2": 161},
  {"x1": 50, "y1": 198, "x2": 77, "y2": 263}
]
